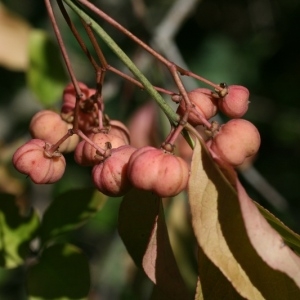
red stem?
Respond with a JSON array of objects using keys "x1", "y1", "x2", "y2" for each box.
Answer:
[{"x1": 75, "y1": 0, "x2": 224, "y2": 92}]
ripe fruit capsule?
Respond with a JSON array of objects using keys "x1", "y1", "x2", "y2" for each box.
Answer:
[
  {"x1": 74, "y1": 133, "x2": 126, "y2": 166},
  {"x1": 218, "y1": 85, "x2": 249, "y2": 118},
  {"x1": 61, "y1": 82, "x2": 95, "y2": 114},
  {"x1": 210, "y1": 119, "x2": 260, "y2": 166},
  {"x1": 176, "y1": 88, "x2": 218, "y2": 126},
  {"x1": 29, "y1": 110, "x2": 79, "y2": 153},
  {"x1": 61, "y1": 82, "x2": 97, "y2": 133},
  {"x1": 108, "y1": 120, "x2": 131, "y2": 145},
  {"x1": 127, "y1": 146, "x2": 189, "y2": 197},
  {"x1": 12, "y1": 139, "x2": 66, "y2": 184},
  {"x1": 92, "y1": 145, "x2": 136, "y2": 197}
]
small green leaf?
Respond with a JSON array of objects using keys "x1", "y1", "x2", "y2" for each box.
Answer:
[
  {"x1": 27, "y1": 29, "x2": 68, "y2": 106},
  {"x1": 40, "y1": 188, "x2": 106, "y2": 245},
  {"x1": 0, "y1": 193, "x2": 39, "y2": 268},
  {"x1": 118, "y1": 188, "x2": 189, "y2": 299},
  {"x1": 27, "y1": 243, "x2": 90, "y2": 299}
]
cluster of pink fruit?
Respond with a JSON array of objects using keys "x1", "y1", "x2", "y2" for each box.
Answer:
[
  {"x1": 12, "y1": 82, "x2": 260, "y2": 198},
  {"x1": 177, "y1": 84, "x2": 261, "y2": 166}
]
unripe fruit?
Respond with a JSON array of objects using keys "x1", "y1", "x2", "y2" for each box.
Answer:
[
  {"x1": 12, "y1": 139, "x2": 66, "y2": 184},
  {"x1": 127, "y1": 146, "x2": 189, "y2": 197},
  {"x1": 92, "y1": 145, "x2": 136, "y2": 196},
  {"x1": 210, "y1": 119, "x2": 260, "y2": 166},
  {"x1": 218, "y1": 85, "x2": 249, "y2": 118},
  {"x1": 29, "y1": 110, "x2": 79, "y2": 153},
  {"x1": 177, "y1": 88, "x2": 218, "y2": 126},
  {"x1": 74, "y1": 133, "x2": 126, "y2": 166}
]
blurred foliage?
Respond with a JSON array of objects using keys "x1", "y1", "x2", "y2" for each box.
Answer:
[{"x1": 1, "y1": 0, "x2": 300, "y2": 299}]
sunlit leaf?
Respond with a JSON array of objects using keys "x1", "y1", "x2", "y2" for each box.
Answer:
[
  {"x1": 188, "y1": 138, "x2": 300, "y2": 299},
  {"x1": 27, "y1": 29, "x2": 68, "y2": 106},
  {"x1": 39, "y1": 188, "x2": 106, "y2": 245},
  {"x1": 0, "y1": 193, "x2": 39, "y2": 268},
  {"x1": 0, "y1": 3, "x2": 31, "y2": 71},
  {"x1": 255, "y1": 202, "x2": 300, "y2": 256},
  {"x1": 236, "y1": 178, "x2": 300, "y2": 290},
  {"x1": 194, "y1": 277, "x2": 204, "y2": 300},
  {"x1": 118, "y1": 188, "x2": 190, "y2": 299},
  {"x1": 197, "y1": 246, "x2": 244, "y2": 299},
  {"x1": 27, "y1": 243, "x2": 90, "y2": 299}
]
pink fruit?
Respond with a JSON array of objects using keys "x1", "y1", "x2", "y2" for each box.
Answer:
[
  {"x1": 127, "y1": 102, "x2": 159, "y2": 148},
  {"x1": 127, "y1": 146, "x2": 189, "y2": 197},
  {"x1": 92, "y1": 145, "x2": 136, "y2": 196},
  {"x1": 61, "y1": 82, "x2": 97, "y2": 133},
  {"x1": 74, "y1": 133, "x2": 126, "y2": 166},
  {"x1": 108, "y1": 120, "x2": 131, "y2": 145},
  {"x1": 218, "y1": 85, "x2": 249, "y2": 118},
  {"x1": 61, "y1": 82, "x2": 95, "y2": 114},
  {"x1": 210, "y1": 119, "x2": 260, "y2": 166},
  {"x1": 64, "y1": 123, "x2": 80, "y2": 153},
  {"x1": 177, "y1": 88, "x2": 218, "y2": 126},
  {"x1": 29, "y1": 110, "x2": 79, "y2": 153},
  {"x1": 12, "y1": 139, "x2": 66, "y2": 184}
]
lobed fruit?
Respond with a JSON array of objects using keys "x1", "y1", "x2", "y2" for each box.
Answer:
[
  {"x1": 61, "y1": 82, "x2": 96, "y2": 114},
  {"x1": 177, "y1": 88, "x2": 218, "y2": 126},
  {"x1": 74, "y1": 132, "x2": 126, "y2": 166},
  {"x1": 12, "y1": 139, "x2": 66, "y2": 184},
  {"x1": 29, "y1": 110, "x2": 79, "y2": 153},
  {"x1": 218, "y1": 85, "x2": 249, "y2": 118},
  {"x1": 127, "y1": 102, "x2": 158, "y2": 148},
  {"x1": 210, "y1": 119, "x2": 260, "y2": 166},
  {"x1": 108, "y1": 120, "x2": 131, "y2": 145},
  {"x1": 61, "y1": 82, "x2": 98, "y2": 133},
  {"x1": 127, "y1": 146, "x2": 189, "y2": 197},
  {"x1": 92, "y1": 145, "x2": 136, "y2": 196}
]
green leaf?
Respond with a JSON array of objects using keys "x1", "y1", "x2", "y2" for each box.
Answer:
[
  {"x1": 188, "y1": 138, "x2": 300, "y2": 299},
  {"x1": 87, "y1": 196, "x2": 122, "y2": 233},
  {"x1": 40, "y1": 188, "x2": 107, "y2": 245},
  {"x1": 255, "y1": 202, "x2": 300, "y2": 256},
  {"x1": 118, "y1": 188, "x2": 190, "y2": 299},
  {"x1": 0, "y1": 193, "x2": 39, "y2": 268},
  {"x1": 27, "y1": 243, "x2": 90, "y2": 299},
  {"x1": 27, "y1": 29, "x2": 68, "y2": 106}
]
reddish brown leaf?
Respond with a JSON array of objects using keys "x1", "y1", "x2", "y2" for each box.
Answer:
[{"x1": 118, "y1": 188, "x2": 190, "y2": 299}]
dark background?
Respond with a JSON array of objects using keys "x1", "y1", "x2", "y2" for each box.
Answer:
[{"x1": 1, "y1": 0, "x2": 300, "y2": 298}]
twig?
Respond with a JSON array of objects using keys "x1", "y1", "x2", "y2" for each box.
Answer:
[{"x1": 63, "y1": 0, "x2": 179, "y2": 125}]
